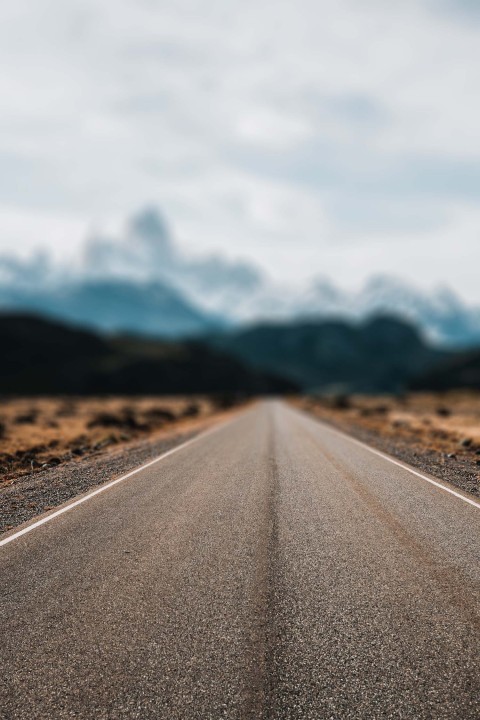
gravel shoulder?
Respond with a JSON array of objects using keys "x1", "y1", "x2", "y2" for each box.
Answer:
[
  {"x1": 293, "y1": 392, "x2": 480, "y2": 499},
  {"x1": 0, "y1": 409, "x2": 235, "y2": 535}
]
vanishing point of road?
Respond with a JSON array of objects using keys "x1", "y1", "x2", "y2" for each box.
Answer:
[{"x1": 1, "y1": 401, "x2": 479, "y2": 719}]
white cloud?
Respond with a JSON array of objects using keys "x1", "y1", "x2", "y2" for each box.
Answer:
[
  {"x1": 236, "y1": 110, "x2": 312, "y2": 150},
  {"x1": 0, "y1": 205, "x2": 87, "y2": 260},
  {"x1": 0, "y1": 0, "x2": 479, "y2": 298}
]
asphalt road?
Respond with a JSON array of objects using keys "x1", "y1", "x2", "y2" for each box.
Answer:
[{"x1": 1, "y1": 401, "x2": 479, "y2": 719}]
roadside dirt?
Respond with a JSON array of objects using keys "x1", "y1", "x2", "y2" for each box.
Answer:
[
  {"x1": 294, "y1": 391, "x2": 480, "y2": 499},
  {"x1": 0, "y1": 395, "x2": 241, "y2": 534}
]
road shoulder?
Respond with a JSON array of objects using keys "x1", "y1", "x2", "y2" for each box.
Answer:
[
  {"x1": 0, "y1": 409, "x2": 237, "y2": 536},
  {"x1": 293, "y1": 395, "x2": 480, "y2": 500}
]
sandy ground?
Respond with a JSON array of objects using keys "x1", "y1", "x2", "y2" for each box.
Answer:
[
  {"x1": 0, "y1": 396, "x2": 230, "y2": 485},
  {"x1": 0, "y1": 395, "x2": 239, "y2": 533},
  {"x1": 294, "y1": 391, "x2": 480, "y2": 499}
]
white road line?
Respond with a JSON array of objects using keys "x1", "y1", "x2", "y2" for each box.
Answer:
[
  {"x1": 298, "y1": 407, "x2": 480, "y2": 510},
  {"x1": 2, "y1": 401, "x2": 477, "y2": 551},
  {"x1": 0, "y1": 416, "x2": 235, "y2": 549}
]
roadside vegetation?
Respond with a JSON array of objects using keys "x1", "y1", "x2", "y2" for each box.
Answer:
[
  {"x1": 296, "y1": 391, "x2": 480, "y2": 498},
  {"x1": 0, "y1": 395, "x2": 238, "y2": 488},
  {"x1": 0, "y1": 395, "x2": 243, "y2": 534}
]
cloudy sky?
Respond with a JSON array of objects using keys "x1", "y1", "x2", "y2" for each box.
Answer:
[{"x1": 1, "y1": 0, "x2": 480, "y2": 298}]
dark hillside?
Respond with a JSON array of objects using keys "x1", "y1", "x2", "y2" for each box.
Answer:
[
  {"x1": 208, "y1": 316, "x2": 449, "y2": 393},
  {"x1": 0, "y1": 313, "x2": 295, "y2": 395},
  {"x1": 411, "y1": 351, "x2": 480, "y2": 391}
]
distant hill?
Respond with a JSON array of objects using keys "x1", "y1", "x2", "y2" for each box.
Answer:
[
  {"x1": 2, "y1": 206, "x2": 480, "y2": 346},
  {"x1": 208, "y1": 316, "x2": 449, "y2": 394},
  {"x1": 292, "y1": 275, "x2": 480, "y2": 348},
  {"x1": 0, "y1": 313, "x2": 295, "y2": 395},
  {"x1": 80, "y1": 210, "x2": 480, "y2": 346},
  {"x1": 410, "y1": 351, "x2": 480, "y2": 391},
  {"x1": 0, "y1": 279, "x2": 224, "y2": 338},
  {"x1": 81, "y1": 207, "x2": 264, "y2": 320}
]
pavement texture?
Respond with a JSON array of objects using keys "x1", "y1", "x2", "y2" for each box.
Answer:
[{"x1": 1, "y1": 401, "x2": 479, "y2": 719}]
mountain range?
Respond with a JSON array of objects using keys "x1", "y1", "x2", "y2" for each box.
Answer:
[
  {"x1": 0, "y1": 311, "x2": 462, "y2": 395},
  {"x1": 1, "y1": 206, "x2": 479, "y2": 346},
  {"x1": 0, "y1": 278, "x2": 222, "y2": 338},
  {"x1": 0, "y1": 313, "x2": 293, "y2": 396},
  {"x1": 207, "y1": 316, "x2": 448, "y2": 394}
]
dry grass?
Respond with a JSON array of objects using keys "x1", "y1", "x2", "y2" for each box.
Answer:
[
  {"x1": 298, "y1": 391, "x2": 480, "y2": 451},
  {"x1": 294, "y1": 391, "x2": 480, "y2": 496},
  {"x1": 0, "y1": 396, "x2": 232, "y2": 487}
]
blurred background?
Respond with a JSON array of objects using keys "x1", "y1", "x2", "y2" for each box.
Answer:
[{"x1": 1, "y1": 0, "x2": 480, "y2": 397}]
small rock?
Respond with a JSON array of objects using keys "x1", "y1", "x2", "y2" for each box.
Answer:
[
  {"x1": 331, "y1": 394, "x2": 351, "y2": 410},
  {"x1": 14, "y1": 411, "x2": 38, "y2": 424},
  {"x1": 436, "y1": 406, "x2": 451, "y2": 417},
  {"x1": 182, "y1": 404, "x2": 200, "y2": 418},
  {"x1": 447, "y1": 452, "x2": 457, "y2": 460}
]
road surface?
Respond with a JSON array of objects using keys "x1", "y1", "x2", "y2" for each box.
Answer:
[{"x1": 1, "y1": 401, "x2": 479, "y2": 719}]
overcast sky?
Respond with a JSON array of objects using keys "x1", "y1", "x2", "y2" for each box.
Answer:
[{"x1": 1, "y1": 0, "x2": 480, "y2": 298}]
